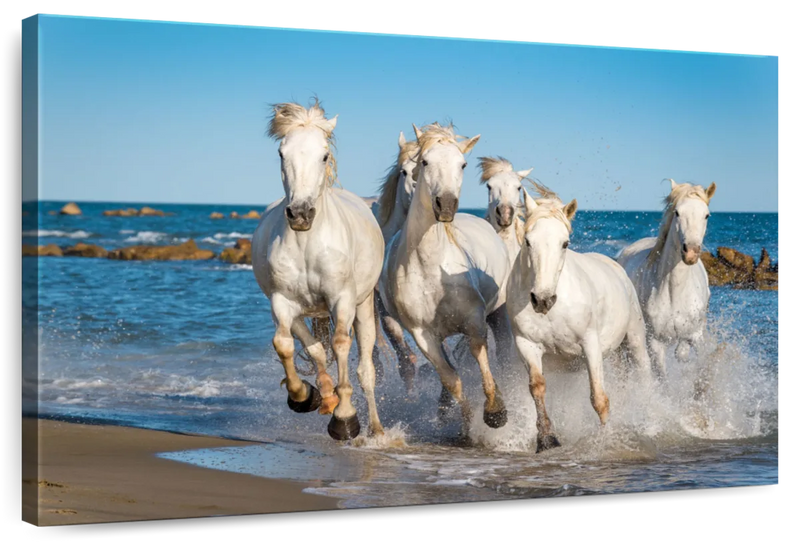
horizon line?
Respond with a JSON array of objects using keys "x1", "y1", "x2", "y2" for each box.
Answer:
[{"x1": 23, "y1": 199, "x2": 778, "y2": 214}]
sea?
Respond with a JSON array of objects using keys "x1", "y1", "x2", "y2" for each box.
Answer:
[{"x1": 22, "y1": 201, "x2": 778, "y2": 508}]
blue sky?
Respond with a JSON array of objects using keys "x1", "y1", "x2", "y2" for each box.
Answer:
[{"x1": 29, "y1": 15, "x2": 778, "y2": 211}]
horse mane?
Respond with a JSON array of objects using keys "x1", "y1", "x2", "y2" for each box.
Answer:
[
  {"x1": 523, "y1": 181, "x2": 573, "y2": 234},
  {"x1": 478, "y1": 156, "x2": 514, "y2": 183},
  {"x1": 267, "y1": 100, "x2": 338, "y2": 187},
  {"x1": 647, "y1": 180, "x2": 712, "y2": 265},
  {"x1": 376, "y1": 139, "x2": 420, "y2": 227}
]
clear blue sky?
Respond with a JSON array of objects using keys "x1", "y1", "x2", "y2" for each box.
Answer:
[{"x1": 29, "y1": 14, "x2": 778, "y2": 211}]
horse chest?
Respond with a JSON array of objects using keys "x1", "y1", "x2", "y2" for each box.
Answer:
[{"x1": 645, "y1": 275, "x2": 707, "y2": 339}]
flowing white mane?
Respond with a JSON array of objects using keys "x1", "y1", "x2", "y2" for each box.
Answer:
[
  {"x1": 478, "y1": 156, "x2": 514, "y2": 183},
  {"x1": 376, "y1": 138, "x2": 420, "y2": 227},
  {"x1": 524, "y1": 182, "x2": 574, "y2": 234}
]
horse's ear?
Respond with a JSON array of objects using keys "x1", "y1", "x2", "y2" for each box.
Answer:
[
  {"x1": 706, "y1": 182, "x2": 717, "y2": 200},
  {"x1": 516, "y1": 168, "x2": 533, "y2": 180},
  {"x1": 459, "y1": 134, "x2": 481, "y2": 154},
  {"x1": 328, "y1": 115, "x2": 338, "y2": 130},
  {"x1": 398, "y1": 131, "x2": 406, "y2": 148},
  {"x1": 523, "y1": 188, "x2": 538, "y2": 218},
  {"x1": 412, "y1": 124, "x2": 423, "y2": 141},
  {"x1": 670, "y1": 178, "x2": 677, "y2": 190},
  {"x1": 563, "y1": 199, "x2": 578, "y2": 221}
]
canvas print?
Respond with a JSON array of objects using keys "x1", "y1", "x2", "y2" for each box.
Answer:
[{"x1": 21, "y1": 14, "x2": 778, "y2": 526}]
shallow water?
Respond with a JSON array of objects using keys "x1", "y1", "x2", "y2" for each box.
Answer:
[{"x1": 23, "y1": 201, "x2": 778, "y2": 506}]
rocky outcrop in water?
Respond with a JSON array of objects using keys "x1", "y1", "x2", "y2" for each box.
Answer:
[
  {"x1": 59, "y1": 203, "x2": 82, "y2": 215},
  {"x1": 22, "y1": 244, "x2": 63, "y2": 257},
  {"x1": 108, "y1": 240, "x2": 215, "y2": 261},
  {"x1": 103, "y1": 206, "x2": 168, "y2": 217},
  {"x1": 701, "y1": 247, "x2": 777, "y2": 290},
  {"x1": 63, "y1": 243, "x2": 109, "y2": 258},
  {"x1": 219, "y1": 238, "x2": 252, "y2": 265},
  {"x1": 209, "y1": 212, "x2": 224, "y2": 219}
]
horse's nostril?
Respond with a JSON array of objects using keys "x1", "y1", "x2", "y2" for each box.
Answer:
[
  {"x1": 531, "y1": 293, "x2": 538, "y2": 305},
  {"x1": 285, "y1": 207, "x2": 295, "y2": 220},
  {"x1": 435, "y1": 197, "x2": 442, "y2": 210},
  {"x1": 682, "y1": 243, "x2": 688, "y2": 253}
]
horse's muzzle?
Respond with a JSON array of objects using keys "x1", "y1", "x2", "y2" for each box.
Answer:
[
  {"x1": 285, "y1": 201, "x2": 317, "y2": 231},
  {"x1": 433, "y1": 194, "x2": 458, "y2": 223},
  {"x1": 531, "y1": 292, "x2": 558, "y2": 315},
  {"x1": 495, "y1": 204, "x2": 514, "y2": 228},
  {"x1": 681, "y1": 243, "x2": 701, "y2": 265}
]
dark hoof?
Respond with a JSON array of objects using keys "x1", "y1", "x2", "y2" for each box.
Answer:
[
  {"x1": 436, "y1": 387, "x2": 458, "y2": 426},
  {"x1": 287, "y1": 381, "x2": 321, "y2": 413},
  {"x1": 483, "y1": 408, "x2": 508, "y2": 429},
  {"x1": 536, "y1": 434, "x2": 561, "y2": 453},
  {"x1": 328, "y1": 414, "x2": 361, "y2": 441}
]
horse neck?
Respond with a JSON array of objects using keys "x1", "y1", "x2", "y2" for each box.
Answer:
[
  {"x1": 496, "y1": 218, "x2": 522, "y2": 264},
  {"x1": 401, "y1": 177, "x2": 445, "y2": 256},
  {"x1": 654, "y1": 220, "x2": 693, "y2": 286},
  {"x1": 382, "y1": 189, "x2": 408, "y2": 240}
]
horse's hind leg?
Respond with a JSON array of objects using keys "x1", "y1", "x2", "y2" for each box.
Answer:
[
  {"x1": 272, "y1": 297, "x2": 319, "y2": 412},
  {"x1": 377, "y1": 294, "x2": 418, "y2": 392},
  {"x1": 354, "y1": 291, "x2": 385, "y2": 436},
  {"x1": 487, "y1": 304, "x2": 515, "y2": 370},
  {"x1": 625, "y1": 303, "x2": 656, "y2": 385},
  {"x1": 370, "y1": 294, "x2": 385, "y2": 386},
  {"x1": 291, "y1": 318, "x2": 338, "y2": 414}
]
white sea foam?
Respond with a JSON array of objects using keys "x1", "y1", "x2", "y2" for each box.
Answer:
[
  {"x1": 213, "y1": 232, "x2": 252, "y2": 240},
  {"x1": 125, "y1": 231, "x2": 166, "y2": 243},
  {"x1": 22, "y1": 229, "x2": 92, "y2": 239}
]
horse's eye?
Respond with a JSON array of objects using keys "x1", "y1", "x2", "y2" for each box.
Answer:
[
  {"x1": 399, "y1": 170, "x2": 406, "y2": 177},
  {"x1": 705, "y1": 213, "x2": 710, "y2": 219},
  {"x1": 486, "y1": 184, "x2": 492, "y2": 191},
  {"x1": 461, "y1": 162, "x2": 467, "y2": 170},
  {"x1": 525, "y1": 239, "x2": 531, "y2": 247},
  {"x1": 278, "y1": 150, "x2": 283, "y2": 159},
  {"x1": 322, "y1": 153, "x2": 329, "y2": 162},
  {"x1": 422, "y1": 160, "x2": 429, "y2": 167},
  {"x1": 563, "y1": 241, "x2": 569, "y2": 249},
  {"x1": 675, "y1": 210, "x2": 680, "y2": 217}
]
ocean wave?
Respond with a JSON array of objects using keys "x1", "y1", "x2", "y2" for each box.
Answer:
[
  {"x1": 22, "y1": 229, "x2": 92, "y2": 239},
  {"x1": 124, "y1": 231, "x2": 166, "y2": 243}
]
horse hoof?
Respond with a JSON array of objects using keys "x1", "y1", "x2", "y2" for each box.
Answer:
[
  {"x1": 287, "y1": 381, "x2": 321, "y2": 413},
  {"x1": 536, "y1": 434, "x2": 561, "y2": 453},
  {"x1": 328, "y1": 414, "x2": 361, "y2": 441},
  {"x1": 483, "y1": 408, "x2": 508, "y2": 429}
]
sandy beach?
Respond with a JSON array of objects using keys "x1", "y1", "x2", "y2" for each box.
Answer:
[{"x1": 22, "y1": 418, "x2": 339, "y2": 526}]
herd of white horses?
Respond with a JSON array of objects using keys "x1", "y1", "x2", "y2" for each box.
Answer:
[{"x1": 252, "y1": 101, "x2": 717, "y2": 451}]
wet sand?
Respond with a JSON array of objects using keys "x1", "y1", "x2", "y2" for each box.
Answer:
[{"x1": 22, "y1": 418, "x2": 339, "y2": 526}]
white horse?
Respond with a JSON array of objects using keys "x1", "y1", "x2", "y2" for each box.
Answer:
[
  {"x1": 616, "y1": 180, "x2": 717, "y2": 377},
  {"x1": 371, "y1": 132, "x2": 420, "y2": 390},
  {"x1": 472, "y1": 156, "x2": 534, "y2": 371},
  {"x1": 380, "y1": 123, "x2": 512, "y2": 434},
  {"x1": 507, "y1": 185, "x2": 652, "y2": 452},
  {"x1": 252, "y1": 101, "x2": 385, "y2": 440}
]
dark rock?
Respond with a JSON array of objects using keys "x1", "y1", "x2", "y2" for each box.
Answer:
[
  {"x1": 108, "y1": 239, "x2": 215, "y2": 261},
  {"x1": 22, "y1": 244, "x2": 63, "y2": 257},
  {"x1": 219, "y1": 238, "x2": 252, "y2": 264},
  {"x1": 210, "y1": 212, "x2": 224, "y2": 219},
  {"x1": 59, "y1": 202, "x2": 82, "y2": 215},
  {"x1": 63, "y1": 243, "x2": 108, "y2": 258}
]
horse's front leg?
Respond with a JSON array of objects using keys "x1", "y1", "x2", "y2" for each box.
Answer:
[
  {"x1": 355, "y1": 291, "x2": 385, "y2": 436},
  {"x1": 291, "y1": 318, "x2": 338, "y2": 414},
  {"x1": 327, "y1": 297, "x2": 360, "y2": 440},
  {"x1": 469, "y1": 333, "x2": 507, "y2": 429},
  {"x1": 582, "y1": 331, "x2": 610, "y2": 426},
  {"x1": 412, "y1": 328, "x2": 473, "y2": 437},
  {"x1": 272, "y1": 297, "x2": 320, "y2": 412},
  {"x1": 647, "y1": 336, "x2": 668, "y2": 382},
  {"x1": 514, "y1": 334, "x2": 560, "y2": 452}
]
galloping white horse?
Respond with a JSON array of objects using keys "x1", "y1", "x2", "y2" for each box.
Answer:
[
  {"x1": 371, "y1": 132, "x2": 420, "y2": 390},
  {"x1": 507, "y1": 185, "x2": 652, "y2": 452},
  {"x1": 252, "y1": 101, "x2": 385, "y2": 440},
  {"x1": 617, "y1": 180, "x2": 717, "y2": 377},
  {"x1": 380, "y1": 123, "x2": 512, "y2": 434}
]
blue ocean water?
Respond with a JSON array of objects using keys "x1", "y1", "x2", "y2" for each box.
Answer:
[{"x1": 22, "y1": 201, "x2": 778, "y2": 506}]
